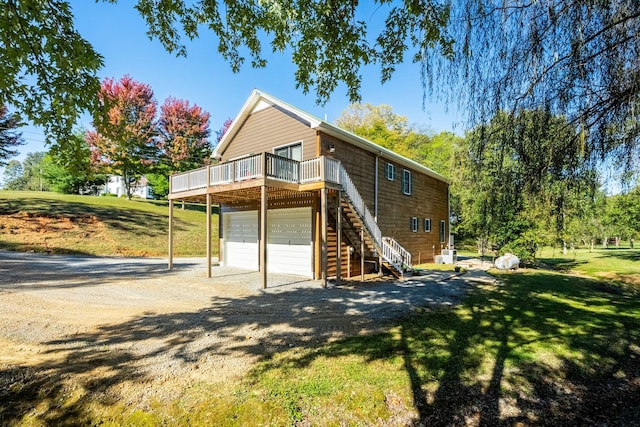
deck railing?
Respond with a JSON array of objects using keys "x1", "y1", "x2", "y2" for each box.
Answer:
[
  {"x1": 265, "y1": 153, "x2": 299, "y2": 182},
  {"x1": 210, "y1": 162, "x2": 233, "y2": 185},
  {"x1": 234, "y1": 154, "x2": 262, "y2": 181},
  {"x1": 171, "y1": 153, "x2": 346, "y2": 193},
  {"x1": 300, "y1": 158, "x2": 321, "y2": 183}
]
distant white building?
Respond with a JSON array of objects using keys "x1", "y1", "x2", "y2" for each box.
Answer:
[{"x1": 101, "y1": 175, "x2": 154, "y2": 199}]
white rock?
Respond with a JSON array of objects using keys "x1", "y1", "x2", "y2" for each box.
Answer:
[{"x1": 494, "y1": 253, "x2": 520, "y2": 270}]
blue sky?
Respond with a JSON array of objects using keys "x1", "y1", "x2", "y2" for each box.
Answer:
[{"x1": 12, "y1": 1, "x2": 462, "y2": 166}]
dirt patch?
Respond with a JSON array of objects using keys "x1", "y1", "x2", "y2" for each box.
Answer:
[
  {"x1": 0, "y1": 211, "x2": 108, "y2": 252},
  {"x1": 0, "y1": 212, "x2": 160, "y2": 256},
  {"x1": 596, "y1": 271, "x2": 640, "y2": 287}
]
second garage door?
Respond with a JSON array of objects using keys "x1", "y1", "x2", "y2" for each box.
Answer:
[{"x1": 267, "y1": 207, "x2": 312, "y2": 277}]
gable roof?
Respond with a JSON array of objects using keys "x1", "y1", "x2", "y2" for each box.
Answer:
[{"x1": 213, "y1": 89, "x2": 450, "y2": 184}]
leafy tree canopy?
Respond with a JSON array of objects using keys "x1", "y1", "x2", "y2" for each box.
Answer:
[
  {"x1": 2, "y1": 152, "x2": 49, "y2": 191},
  {"x1": 455, "y1": 109, "x2": 599, "y2": 260},
  {"x1": 87, "y1": 75, "x2": 158, "y2": 200},
  {"x1": 1, "y1": 0, "x2": 103, "y2": 147},
  {"x1": 3, "y1": 1, "x2": 638, "y2": 175},
  {"x1": 159, "y1": 97, "x2": 211, "y2": 172}
]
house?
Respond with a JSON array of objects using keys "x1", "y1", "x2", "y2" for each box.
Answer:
[
  {"x1": 167, "y1": 90, "x2": 450, "y2": 287},
  {"x1": 101, "y1": 175, "x2": 154, "y2": 199}
]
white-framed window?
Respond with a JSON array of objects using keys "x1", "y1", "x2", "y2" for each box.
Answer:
[
  {"x1": 424, "y1": 218, "x2": 431, "y2": 232},
  {"x1": 386, "y1": 162, "x2": 395, "y2": 181},
  {"x1": 273, "y1": 141, "x2": 302, "y2": 161},
  {"x1": 411, "y1": 217, "x2": 418, "y2": 232},
  {"x1": 439, "y1": 220, "x2": 446, "y2": 243},
  {"x1": 403, "y1": 169, "x2": 412, "y2": 195}
]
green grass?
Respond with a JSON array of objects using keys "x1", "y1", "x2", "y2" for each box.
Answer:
[
  {"x1": 71, "y1": 251, "x2": 640, "y2": 425},
  {"x1": 3, "y1": 206, "x2": 639, "y2": 424},
  {"x1": 537, "y1": 246, "x2": 640, "y2": 290},
  {"x1": 0, "y1": 190, "x2": 214, "y2": 256}
]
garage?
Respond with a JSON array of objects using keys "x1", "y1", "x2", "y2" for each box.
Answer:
[
  {"x1": 267, "y1": 207, "x2": 312, "y2": 277},
  {"x1": 223, "y1": 210, "x2": 259, "y2": 271},
  {"x1": 223, "y1": 207, "x2": 312, "y2": 277}
]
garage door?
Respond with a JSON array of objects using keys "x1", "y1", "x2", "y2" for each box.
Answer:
[
  {"x1": 223, "y1": 210, "x2": 258, "y2": 270},
  {"x1": 267, "y1": 207, "x2": 312, "y2": 277}
]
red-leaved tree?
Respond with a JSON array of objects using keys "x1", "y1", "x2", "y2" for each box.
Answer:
[
  {"x1": 216, "y1": 117, "x2": 233, "y2": 146},
  {"x1": 87, "y1": 75, "x2": 158, "y2": 199},
  {"x1": 159, "y1": 97, "x2": 211, "y2": 172}
]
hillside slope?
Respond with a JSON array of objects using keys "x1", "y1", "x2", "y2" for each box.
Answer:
[{"x1": 0, "y1": 191, "x2": 214, "y2": 256}]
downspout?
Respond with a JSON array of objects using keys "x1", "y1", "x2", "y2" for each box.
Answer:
[
  {"x1": 374, "y1": 152, "x2": 380, "y2": 222},
  {"x1": 447, "y1": 184, "x2": 451, "y2": 249}
]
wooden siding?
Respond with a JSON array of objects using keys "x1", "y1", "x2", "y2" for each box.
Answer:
[
  {"x1": 318, "y1": 132, "x2": 377, "y2": 209},
  {"x1": 219, "y1": 106, "x2": 317, "y2": 161},
  {"x1": 377, "y1": 159, "x2": 449, "y2": 263},
  {"x1": 319, "y1": 131, "x2": 449, "y2": 264}
]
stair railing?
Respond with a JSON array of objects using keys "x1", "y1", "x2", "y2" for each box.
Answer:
[{"x1": 332, "y1": 159, "x2": 411, "y2": 271}]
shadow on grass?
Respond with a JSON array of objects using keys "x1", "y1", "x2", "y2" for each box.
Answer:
[
  {"x1": 596, "y1": 248, "x2": 640, "y2": 262},
  {"x1": 1, "y1": 266, "x2": 639, "y2": 425},
  {"x1": 252, "y1": 271, "x2": 640, "y2": 425}
]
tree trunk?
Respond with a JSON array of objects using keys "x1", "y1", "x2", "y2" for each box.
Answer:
[{"x1": 562, "y1": 240, "x2": 567, "y2": 255}]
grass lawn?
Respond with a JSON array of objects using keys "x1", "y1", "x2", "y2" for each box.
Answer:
[
  {"x1": 537, "y1": 245, "x2": 640, "y2": 290},
  {"x1": 0, "y1": 191, "x2": 213, "y2": 257},
  {"x1": 80, "y1": 249, "x2": 640, "y2": 425}
]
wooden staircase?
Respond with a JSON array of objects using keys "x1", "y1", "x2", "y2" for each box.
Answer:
[{"x1": 327, "y1": 172, "x2": 412, "y2": 279}]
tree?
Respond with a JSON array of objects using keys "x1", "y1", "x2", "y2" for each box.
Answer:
[
  {"x1": 1, "y1": 0, "x2": 102, "y2": 147},
  {"x1": 3, "y1": 152, "x2": 49, "y2": 191},
  {"x1": 87, "y1": 75, "x2": 158, "y2": 200},
  {"x1": 159, "y1": 97, "x2": 211, "y2": 172},
  {"x1": 434, "y1": 1, "x2": 640, "y2": 177},
  {"x1": 0, "y1": 105, "x2": 24, "y2": 166},
  {"x1": 2, "y1": 160, "x2": 24, "y2": 189},
  {"x1": 6, "y1": 1, "x2": 639, "y2": 175},
  {"x1": 336, "y1": 103, "x2": 410, "y2": 154},
  {"x1": 455, "y1": 109, "x2": 596, "y2": 261},
  {"x1": 216, "y1": 118, "x2": 233, "y2": 145},
  {"x1": 44, "y1": 132, "x2": 106, "y2": 194}
]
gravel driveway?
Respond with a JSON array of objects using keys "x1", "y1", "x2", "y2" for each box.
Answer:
[{"x1": 0, "y1": 250, "x2": 494, "y2": 410}]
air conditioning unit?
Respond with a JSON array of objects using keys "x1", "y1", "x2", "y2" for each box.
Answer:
[{"x1": 441, "y1": 249, "x2": 457, "y2": 265}]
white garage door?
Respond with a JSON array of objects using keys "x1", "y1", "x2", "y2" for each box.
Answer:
[
  {"x1": 223, "y1": 207, "x2": 312, "y2": 277},
  {"x1": 267, "y1": 207, "x2": 312, "y2": 277},
  {"x1": 223, "y1": 210, "x2": 258, "y2": 270}
]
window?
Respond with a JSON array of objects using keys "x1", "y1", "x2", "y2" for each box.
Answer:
[
  {"x1": 386, "y1": 162, "x2": 395, "y2": 181},
  {"x1": 402, "y1": 169, "x2": 412, "y2": 195},
  {"x1": 411, "y1": 217, "x2": 418, "y2": 232},
  {"x1": 424, "y1": 218, "x2": 431, "y2": 232},
  {"x1": 274, "y1": 142, "x2": 302, "y2": 161},
  {"x1": 439, "y1": 220, "x2": 446, "y2": 243}
]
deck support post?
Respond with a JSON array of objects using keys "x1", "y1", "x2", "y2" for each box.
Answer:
[
  {"x1": 168, "y1": 199, "x2": 174, "y2": 269},
  {"x1": 206, "y1": 193, "x2": 212, "y2": 278},
  {"x1": 336, "y1": 191, "x2": 342, "y2": 285},
  {"x1": 321, "y1": 186, "x2": 328, "y2": 288},
  {"x1": 260, "y1": 184, "x2": 268, "y2": 289},
  {"x1": 360, "y1": 227, "x2": 365, "y2": 282},
  {"x1": 218, "y1": 207, "x2": 223, "y2": 266}
]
